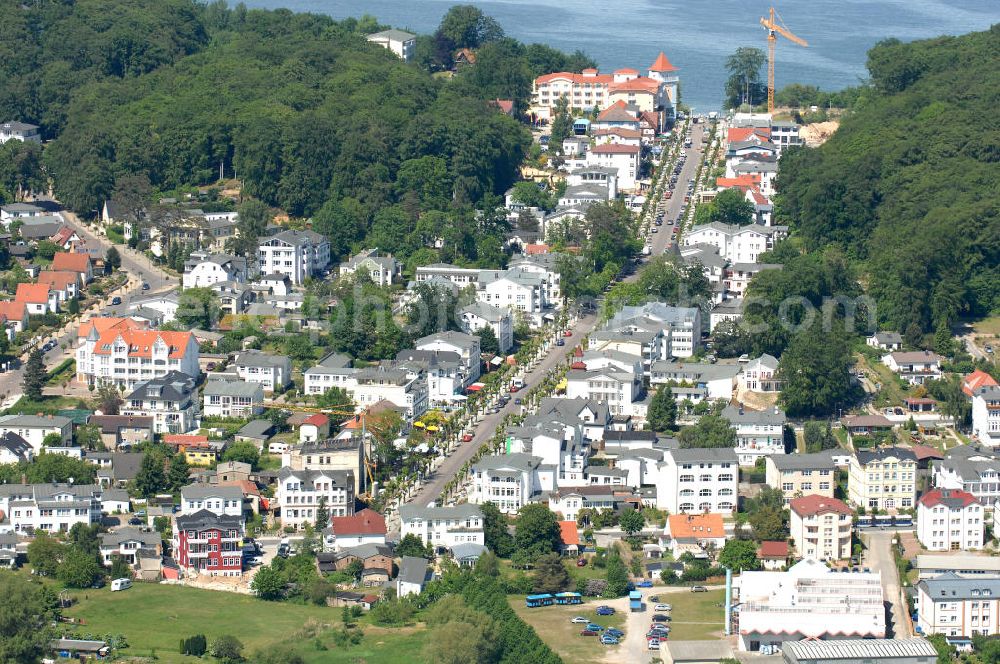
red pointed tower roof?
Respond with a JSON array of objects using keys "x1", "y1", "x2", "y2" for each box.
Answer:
[{"x1": 650, "y1": 51, "x2": 678, "y2": 72}]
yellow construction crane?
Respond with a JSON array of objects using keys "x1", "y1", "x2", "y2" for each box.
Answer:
[{"x1": 760, "y1": 6, "x2": 808, "y2": 113}]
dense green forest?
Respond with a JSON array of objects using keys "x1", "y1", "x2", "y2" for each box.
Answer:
[
  {"x1": 0, "y1": 1, "x2": 598, "y2": 267},
  {"x1": 775, "y1": 26, "x2": 1000, "y2": 337}
]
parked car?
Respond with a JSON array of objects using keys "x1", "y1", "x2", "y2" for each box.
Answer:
[
  {"x1": 514, "y1": 398, "x2": 522, "y2": 405},
  {"x1": 606, "y1": 628, "x2": 624, "y2": 639},
  {"x1": 570, "y1": 616, "x2": 589, "y2": 624},
  {"x1": 556, "y1": 338, "x2": 565, "y2": 346},
  {"x1": 636, "y1": 580, "x2": 653, "y2": 588},
  {"x1": 652, "y1": 614, "x2": 670, "y2": 622},
  {"x1": 600, "y1": 635, "x2": 618, "y2": 645},
  {"x1": 648, "y1": 639, "x2": 660, "y2": 650},
  {"x1": 580, "y1": 630, "x2": 598, "y2": 637},
  {"x1": 690, "y1": 585, "x2": 708, "y2": 592},
  {"x1": 654, "y1": 604, "x2": 672, "y2": 612},
  {"x1": 110, "y1": 296, "x2": 122, "y2": 305},
  {"x1": 585, "y1": 623, "x2": 603, "y2": 632},
  {"x1": 141, "y1": 282, "x2": 150, "y2": 290},
  {"x1": 562, "y1": 330, "x2": 572, "y2": 337},
  {"x1": 596, "y1": 606, "x2": 615, "y2": 615},
  {"x1": 461, "y1": 433, "x2": 474, "y2": 443},
  {"x1": 277, "y1": 544, "x2": 290, "y2": 558},
  {"x1": 576, "y1": 557, "x2": 587, "y2": 567}
]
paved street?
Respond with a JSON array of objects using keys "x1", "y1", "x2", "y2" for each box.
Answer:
[
  {"x1": 0, "y1": 203, "x2": 173, "y2": 400},
  {"x1": 863, "y1": 530, "x2": 912, "y2": 638}
]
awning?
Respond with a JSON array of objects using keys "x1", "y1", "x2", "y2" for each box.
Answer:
[
  {"x1": 413, "y1": 421, "x2": 426, "y2": 428},
  {"x1": 467, "y1": 384, "x2": 485, "y2": 392},
  {"x1": 489, "y1": 356, "x2": 503, "y2": 366},
  {"x1": 555, "y1": 378, "x2": 568, "y2": 391}
]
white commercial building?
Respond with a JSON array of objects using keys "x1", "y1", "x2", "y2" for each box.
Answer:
[
  {"x1": 917, "y1": 574, "x2": 1000, "y2": 637},
  {"x1": 257, "y1": 230, "x2": 330, "y2": 286},
  {"x1": 469, "y1": 453, "x2": 552, "y2": 515},
  {"x1": 276, "y1": 468, "x2": 355, "y2": 531},
  {"x1": 973, "y1": 386, "x2": 1000, "y2": 447},
  {"x1": 398, "y1": 504, "x2": 484, "y2": 549},
  {"x1": 76, "y1": 328, "x2": 199, "y2": 389}
]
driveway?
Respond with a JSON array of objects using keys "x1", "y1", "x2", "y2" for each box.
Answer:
[{"x1": 864, "y1": 530, "x2": 911, "y2": 638}]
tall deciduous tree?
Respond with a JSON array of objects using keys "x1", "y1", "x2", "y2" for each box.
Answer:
[
  {"x1": 779, "y1": 319, "x2": 857, "y2": 417},
  {"x1": 678, "y1": 412, "x2": 736, "y2": 449},
  {"x1": 514, "y1": 503, "x2": 562, "y2": 560},
  {"x1": 719, "y1": 539, "x2": 761, "y2": 572},
  {"x1": 134, "y1": 452, "x2": 167, "y2": 498},
  {"x1": 548, "y1": 94, "x2": 573, "y2": 153},
  {"x1": 481, "y1": 502, "x2": 514, "y2": 557},
  {"x1": 532, "y1": 552, "x2": 571, "y2": 594},
  {"x1": 725, "y1": 47, "x2": 767, "y2": 108},
  {"x1": 0, "y1": 570, "x2": 57, "y2": 664}
]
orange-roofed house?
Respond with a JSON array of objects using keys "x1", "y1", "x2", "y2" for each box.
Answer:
[
  {"x1": 757, "y1": 541, "x2": 789, "y2": 570},
  {"x1": 51, "y1": 252, "x2": 94, "y2": 284},
  {"x1": 76, "y1": 327, "x2": 200, "y2": 388},
  {"x1": 37, "y1": 270, "x2": 80, "y2": 302},
  {"x1": 300, "y1": 413, "x2": 331, "y2": 444},
  {"x1": 558, "y1": 520, "x2": 580, "y2": 556},
  {"x1": 15, "y1": 282, "x2": 57, "y2": 314},
  {"x1": 77, "y1": 317, "x2": 150, "y2": 343},
  {"x1": 716, "y1": 174, "x2": 761, "y2": 192},
  {"x1": 328, "y1": 508, "x2": 387, "y2": 550},
  {"x1": 665, "y1": 513, "x2": 729, "y2": 557},
  {"x1": 0, "y1": 301, "x2": 28, "y2": 334},
  {"x1": 963, "y1": 369, "x2": 998, "y2": 397},
  {"x1": 727, "y1": 126, "x2": 771, "y2": 145}
]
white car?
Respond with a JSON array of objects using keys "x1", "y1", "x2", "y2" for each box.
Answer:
[
  {"x1": 654, "y1": 604, "x2": 672, "y2": 612},
  {"x1": 571, "y1": 616, "x2": 590, "y2": 624}
]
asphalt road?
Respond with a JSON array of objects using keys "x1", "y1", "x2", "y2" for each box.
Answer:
[
  {"x1": 648, "y1": 122, "x2": 706, "y2": 256},
  {"x1": 864, "y1": 529, "x2": 911, "y2": 639},
  {"x1": 0, "y1": 203, "x2": 173, "y2": 400}
]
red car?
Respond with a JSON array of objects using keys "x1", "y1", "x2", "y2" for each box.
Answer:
[
  {"x1": 461, "y1": 433, "x2": 474, "y2": 442},
  {"x1": 580, "y1": 630, "x2": 598, "y2": 637},
  {"x1": 576, "y1": 557, "x2": 587, "y2": 567},
  {"x1": 562, "y1": 330, "x2": 573, "y2": 337}
]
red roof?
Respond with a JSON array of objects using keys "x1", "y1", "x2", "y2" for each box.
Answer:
[
  {"x1": 78, "y1": 317, "x2": 149, "y2": 340},
  {"x1": 717, "y1": 175, "x2": 761, "y2": 191},
  {"x1": 491, "y1": 99, "x2": 514, "y2": 115},
  {"x1": 535, "y1": 70, "x2": 614, "y2": 86},
  {"x1": 38, "y1": 270, "x2": 79, "y2": 290},
  {"x1": 524, "y1": 244, "x2": 550, "y2": 255},
  {"x1": 51, "y1": 252, "x2": 91, "y2": 273},
  {"x1": 747, "y1": 188, "x2": 769, "y2": 205},
  {"x1": 596, "y1": 100, "x2": 638, "y2": 122},
  {"x1": 0, "y1": 301, "x2": 27, "y2": 323},
  {"x1": 789, "y1": 494, "x2": 852, "y2": 517},
  {"x1": 963, "y1": 369, "x2": 998, "y2": 397},
  {"x1": 613, "y1": 68, "x2": 638, "y2": 75},
  {"x1": 218, "y1": 479, "x2": 261, "y2": 497},
  {"x1": 558, "y1": 520, "x2": 580, "y2": 547},
  {"x1": 649, "y1": 51, "x2": 678, "y2": 72},
  {"x1": 591, "y1": 143, "x2": 640, "y2": 155},
  {"x1": 592, "y1": 127, "x2": 643, "y2": 139},
  {"x1": 163, "y1": 434, "x2": 208, "y2": 445},
  {"x1": 728, "y1": 127, "x2": 771, "y2": 143},
  {"x1": 14, "y1": 283, "x2": 51, "y2": 304},
  {"x1": 92, "y1": 329, "x2": 194, "y2": 360},
  {"x1": 668, "y1": 513, "x2": 725, "y2": 539},
  {"x1": 571, "y1": 361, "x2": 586, "y2": 370},
  {"x1": 303, "y1": 413, "x2": 330, "y2": 427},
  {"x1": 918, "y1": 488, "x2": 978, "y2": 509},
  {"x1": 910, "y1": 444, "x2": 944, "y2": 462},
  {"x1": 331, "y1": 508, "x2": 387, "y2": 536},
  {"x1": 757, "y1": 541, "x2": 789, "y2": 559},
  {"x1": 610, "y1": 77, "x2": 661, "y2": 94}
]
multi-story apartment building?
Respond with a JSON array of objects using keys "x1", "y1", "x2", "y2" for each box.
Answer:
[
  {"x1": 722, "y1": 405, "x2": 787, "y2": 466},
  {"x1": 304, "y1": 352, "x2": 357, "y2": 396},
  {"x1": 0, "y1": 483, "x2": 102, "y2": 533},
  {"x1": 565, "y1": 368, "x2": 642, "y2": 417},
  {"x1": 459, "y1": 302, "x2": 514, "y2": 354},
  {"x1": 414, "y1": 263, "x2": 481, "y2": 287},
  {"x1": 469, "y1": 453, "x2": 551, "y2": 515},
  {"x1": 233, "y1": 350, "x2": 292, "y2": 392},
  {"x1": 917, "y1": 488, "x2": 984, "y2": 552},
  {"x1": 683, "y1": 222, "x2": 787, "y2": 264},
  {"x1": 917, "y1": 575, "x2": 1000, "y2": 637},
  {"x1": 202, "y1": 376, "x2": 264, "y2": 419},
  {"x1": 765, "y1": 451, "x2": 836, "y2": 504},
  {"x1": 973, "y1": 386, "x2": 1000, "y2": 447},
  {"x1": 649, "y1": 360, "x2": 739, "y2": 401},
  {"x1": 398, "y1": 504, "x2": 484, "y2": 550},
  {"x1": 656, "y1": 448, "x2": 738, "y2": 514},
  {"x1": 414, "y1": 331, "x2": 481, "y2": 383},
  {"x1": 120, "y1": 372, "x2": 199, "y2": 434},
  {"x1": 0, "y1": 414, "x2": 73, "y2": 454},
  {"x1": 478, "y1": 268, "x2": 547, "y2": 325},
  {"x1": 365, "y1": 29, "x2": 416, "y2": 62},
  {"x1": 932, "y1": 445, "x2": 1000, "y2": 505},
  {"x1": 76, "y1": 328, "x2": 199, "y2": 389},
  {"x1": 739, "y1": 353, "x2": 781, "y2": 392},
  {"x1": 348, "y1": 366, "x2": 428, "y2": 420},
  {"x1": 848, "y1": 447, "x2": 917, "y2": 511},
  {"x1": 283, "y1": 437, "x2": 365, "y2": 493},
  {"x1": 257, "y1": 229, "x2": 330, "y2": 286},
  {"x1": 607, "y1": 303, "x2": 702, "y2": 359},
  {"x1": 394, "y1": 350, "x2": 466, "y2": 405},
  {"x1": 276, "y1": 468, "x2": 355, "y2": 531},
  {"x1": 789, "y1": 494, "x2": 852, "y2": 561},
  {"x1": 173, "y1": 510, "x2": 244, "y2": 577},
  {"x1": 179, "y1": 485, "x2": 244, "y2": 518}
]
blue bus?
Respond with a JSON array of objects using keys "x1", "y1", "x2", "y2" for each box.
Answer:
[
  {"x1": 554, "y1": 592, "x2": 582, "y2": 605},
  {"x1": 525, "y1": 594, "x2": 554, "y2": 608}
]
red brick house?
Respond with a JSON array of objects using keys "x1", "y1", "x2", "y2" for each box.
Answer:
[{"x1": 173, "y1": 510, "x2": 244, "y2": 578}]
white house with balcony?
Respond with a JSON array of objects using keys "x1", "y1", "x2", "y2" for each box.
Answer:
[
  {"x1": 972, "y1": 386, "x2": 1000, "y2": 448},
  {"x1": 366, "y1": 29, "x2": 415, "y2": 62},
  {"x1": 398, "y1": 504, "x2": 484, "y2": 549},
  {"x1": 179, "y1": 485, "x2": 244, "y2": 518},
  {"x1": 304, "y1": 353, "x2": 358, "y2": 397},
  {"x1": 76, "y1": 328, "x2": 199, "y2": 390},
  {"x1": 881, "y1": 351, "x2": 943, "y2": 386},
  {"x1": 722, "y1": 405, "x2": 787, "y2": 466},
  {"x1": 565, "y1": 368, "x2": 642, "y2": 418},
  {"x1": 0, "y1": 121, "x2": 41, "y2": 143},
  {"x1": 347, "y1": 366, "x2": 428, "y2": 420},
  {"x1": 469, "y1": 453, "x2": 551, "y2": 515},
  {"x1": 917, "y1": 488, "x2": 984, "y2": 552},
  {"x1": 338, "y1": 249, "x2": 400, "y2": 286},
  {"x1": 182, "y1": 252, "x2": 247, "y2": 289},
  {"x1": 233, "y1": 350, "x2": 292, "y2": 393},
  {"x1": 477, "y1": 268, "x2": 548, "y2": 326},
  {"x1": 276, "y1": 468, "x2": 355, "y2": 531},
  {"x1": 459, "y1": 302, "x2": 513, "y2": 354},
  {"x1": 202, "y1": 376, "x2": 264, "y2": 419},
  {"x1": 257, "y1": 230, "x2": 330, "y2": 286},
  {"x1": 120, "y1": 372, "x2": 199, "y2": 434}
]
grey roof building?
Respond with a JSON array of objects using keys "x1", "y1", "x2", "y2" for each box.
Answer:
[
  {"x1": 768, "y1": 450, "x2": 836, "y2": 471},
  {"x1": 856, "y1": 447, "x2": 917, "y2": 464},
  {"x1": 667, "y1": 447, "x2": 739, "y2": 464},
  {"x1": 397, "y1": 555, "x2": 431, "y2": 594},
  {"x1": 781, "y1": 639, "x2": 936, "y2": 664}
]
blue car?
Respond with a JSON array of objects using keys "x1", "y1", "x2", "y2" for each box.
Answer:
[
  {"x1": 606, "y1": 628, "x2": 624, "y2": 638},
  {"x1": 596, "y1": 607, "x2": 615, "y2": 616},
  {"x1": 600, "y1": 635, "x2": 619, "y2": 645},
  {"x1": 585, "y1": 623, "x2": 604, "y2": 632},
  {"x1": 637, "y1": 580, "x2": 654, "y2": 588}
]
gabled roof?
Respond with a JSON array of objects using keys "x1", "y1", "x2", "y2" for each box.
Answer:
[
  {"x1": 757, "y1": 540, "x2": 789, "y2": 559},
  {"x1": 331, "y1": 508, "x2": 386, "y2": 537},
  {"x1": 963, "y1": 369, "x2": 998, "y2": 397},
  {"x1": 0, "y1": 301, "x2": 27, "y2": 322},
  {"x1": 855, "y1": 446, "x2": 916, "y2": 464},
  {"x1": 14, "y1": 283, "x2": 51, "y2": 304},
  {"x1": 668, "y1": 513, "x2": 725, "y2": 539},
  {"x1": 92, "y1": 329, "x2": 193, "y2": 359},
  {"x1": 649, "y1": 51, "x2": 678, "y2": 72},
  {"x1": 398, "y1": 556, "x2": 430, "y2": 585},
  {"x1": 918, "y1": 488, "x2": 978, "y2": 510},
  {"x1": 51, "y1": 252, "x2": 91, "y2": 273},
  {"x1": 38, "y1": 270, "x2": 78, "y2": 290},
  {"x1": 596, "y1": 101, "x2": 639, "y2": 123},
  {"x1": 558, "y1": 521, "x2": 580, "y2": 547},
  {"x1": 535, "y1": 70, "x2": 615, "y2": 86},
  {"x1": 590, "y1": 143, "x2": 640, "y2": 155}
]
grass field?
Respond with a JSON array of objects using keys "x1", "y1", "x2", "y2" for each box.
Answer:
[
  {"x1": 64, "y1": 583, "x2": 425, "y2": 664},
  {"x1": 973, "y1": 315, "x2": 1000, "y2": 337},
  {"x1": 511, "y1": 598, "x2": 625, "y2": 664},
  {"x1": 661, "y1": 588, "x2": 726, "y2": 640}
]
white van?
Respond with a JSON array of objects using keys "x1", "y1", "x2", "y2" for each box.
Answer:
[{"x1": 111, "y1": 578, "x2": 132, "y2": 592}]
